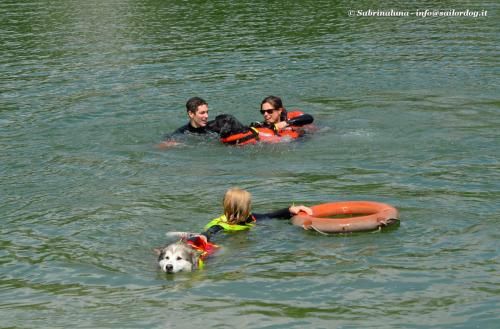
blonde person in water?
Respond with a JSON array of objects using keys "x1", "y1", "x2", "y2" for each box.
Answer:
[
  {"x1": 197, "y1": 188, "x2": 312, "y2": 241},
  {"x1": 164, "y1": 188, "x2": 312, "y2": 268}
]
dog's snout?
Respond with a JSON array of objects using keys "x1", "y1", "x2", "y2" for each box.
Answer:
[{"x1": 165, "y1": 264, "x2": 174, "y2": 272}]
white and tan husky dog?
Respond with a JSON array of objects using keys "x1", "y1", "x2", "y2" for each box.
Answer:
[{"x1": 154, "y1": 232, "x2": 206, "y2": 274}]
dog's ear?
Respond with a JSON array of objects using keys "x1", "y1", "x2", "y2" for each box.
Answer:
[{"x1": 152, "y1": 247, "x2": 162, "y2": 255}]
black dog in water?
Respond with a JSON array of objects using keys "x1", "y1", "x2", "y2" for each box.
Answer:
[{"x1": 207, "y1": 114, "x2": 253, "y2": 138}]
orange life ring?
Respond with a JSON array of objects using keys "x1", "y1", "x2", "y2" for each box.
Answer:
[{"x1": 291, "y1": 201, "x2": 399, "y2": 233}]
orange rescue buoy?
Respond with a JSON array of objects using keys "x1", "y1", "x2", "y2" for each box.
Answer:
[{"x1": 291, "y1": 201, "x2": 399, "y2": 233}]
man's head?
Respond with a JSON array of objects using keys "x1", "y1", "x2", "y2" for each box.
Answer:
[{"x1": 186, "y1": 97, "x2": 209, "y2": 128}]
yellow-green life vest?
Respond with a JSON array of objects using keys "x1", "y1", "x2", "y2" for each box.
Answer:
[{"x1": 204, "y1": 214, "x2": 255, "y2": 232}]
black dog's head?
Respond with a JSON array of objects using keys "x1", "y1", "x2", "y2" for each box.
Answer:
[{"x1": 207, "y1": 114, "x2": 250, "y2": 138}]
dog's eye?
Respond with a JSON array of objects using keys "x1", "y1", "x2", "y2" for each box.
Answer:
[
  {"x1": 176, "y1": 256, "x2": 182, "y2": 261},
  {"x1": 165, "y1": 256, "x2": 169, "y2": 260}
]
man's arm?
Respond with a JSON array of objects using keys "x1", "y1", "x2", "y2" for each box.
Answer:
[{"x1": 156, "y1": 124, "x2": 190, "y2": 149}]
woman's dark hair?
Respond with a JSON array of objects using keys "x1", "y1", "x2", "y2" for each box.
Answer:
[
  {"x1": 260, "y1": 95, "x2": 283, "y2": 110},
  {"x1": 186, "y1": 97, "x2": 207, "y2": 114},
  {"x1": 261, "y1": 95, "x2": 287, "y2": 121}
]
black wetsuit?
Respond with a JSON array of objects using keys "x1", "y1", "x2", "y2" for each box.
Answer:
[
  {"x1": 163, "y1": 121, "x2": 217, "y2": 140},
  {"x1": 201, "y1": 207, "x2": 293, "y2": 241},
  {"x1": 279, "y1": 109, "x2": 314, "y2": 126}
]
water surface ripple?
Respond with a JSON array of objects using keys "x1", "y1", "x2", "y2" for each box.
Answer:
[{"x1": 1, "y1": 1, "x2": 499, "y2": 328}]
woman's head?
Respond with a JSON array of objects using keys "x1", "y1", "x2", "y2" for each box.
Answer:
[
  {"x1": 223, "y1": 188, "x2": 252, "y2": 224},
  {"x1": 260, "y1": 95, "x2": 285, "y2": 125}
]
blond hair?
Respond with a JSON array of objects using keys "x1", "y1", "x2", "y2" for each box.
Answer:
[{"x1": 223, "y1": 188, "x2": 252, "y2": 224}]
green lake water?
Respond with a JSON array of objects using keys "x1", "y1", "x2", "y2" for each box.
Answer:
[{"x1": 1, "y1": 1, "x2": 499, "y2": 328}]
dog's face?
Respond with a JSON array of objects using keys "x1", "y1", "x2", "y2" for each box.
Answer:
[
  {"x1": 154, "y1": 242, "x2": 198, "y2": 273},
  {"x1": 207, "y1": 114, "x2": 250, "y2": 138}
]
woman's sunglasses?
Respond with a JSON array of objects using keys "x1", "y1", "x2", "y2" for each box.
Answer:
[{"x1": 260, "y1": 109, "x2": 276, "y2": 115}]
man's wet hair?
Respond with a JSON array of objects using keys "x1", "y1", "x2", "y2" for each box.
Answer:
[{"x1": 186, "y1": 97, "x2": 208, "y2": 114}]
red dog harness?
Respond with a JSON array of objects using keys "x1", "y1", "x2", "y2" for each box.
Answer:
[{"x1": 185, "y1": 236, "x2": 219, "y2": 269}]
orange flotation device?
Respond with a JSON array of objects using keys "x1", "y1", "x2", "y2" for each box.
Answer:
[
  {"x1": 291, "y1": 201, "x2": 399, "y2": 234},
  {"x1": 186, "y1": 236, "x2": 218, "y2": 258},
  {"x1": 220, "y1": 111, "x2": 305, "y2": 145},
  {"x1": 286, "y1": 110, "x2": 304, "y2": 121},
  {"x1": 185, "y1": 236, "x2": 219, "y2": 269},
  {"x1": 220, "y1": 127, "x2": 302, "y2": 145}
]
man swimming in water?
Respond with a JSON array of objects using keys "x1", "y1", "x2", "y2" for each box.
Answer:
[{"x1": 159, "y1": 97, "x2": 218, "y2": 148}]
